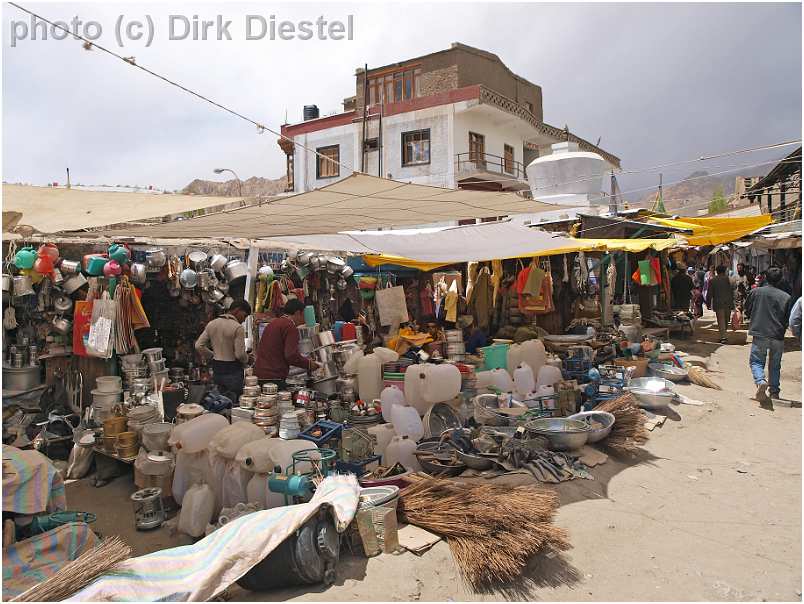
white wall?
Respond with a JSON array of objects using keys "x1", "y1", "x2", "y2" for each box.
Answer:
[
  {"x1": 294, "y1": 124, "x2": 357, "y2": 192},
  {"x1": 453, "y1": 107, "x2": 527, "y2": 174}
]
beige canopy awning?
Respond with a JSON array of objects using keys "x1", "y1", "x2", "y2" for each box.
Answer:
[
  {"x1": 2, "y1": 184, "x2": 247, "y2": 236},
  {"x1": 87, "y1": 173, "x2": 556, "y2": 239}
]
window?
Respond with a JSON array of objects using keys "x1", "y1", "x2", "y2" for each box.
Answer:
[
  {"x1": 469, "y1": 132, "x2": 485, "y2": 165},
  {"x1": 402, "y1": 129, "x2": 430, "y2": 166},
  {"x1": 316, "y1": 145, "x2": 340, "y2": 179},
  {"x1": 504, "y1": 144, "x2": 515, "y2": 174},
  {"x1": 364, "y1": 137, "x2": 379, "y2": 152},
  {"x1": 286, "y1": 154, "x2": 294, "y2": 191},
  {"x1": 367, "y1": 67, "x2": 419, "y2": 105}
]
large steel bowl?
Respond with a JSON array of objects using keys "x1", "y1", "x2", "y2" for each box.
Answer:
[
  {"x1": 524, "y1": 417, "x2": 589, "y2": 451},
  {"x1": 628, "y1": 388, "x2": 675, "y2": 410},
  {"x1": 648, "y1": 363, "x2": 689, "y2": 382},
  {"x1": 567, "y1": 411, "x2": 616, "y2": 443},
  {"x1": 628, "y1": 377, "x2": 675, "y2": 392}
]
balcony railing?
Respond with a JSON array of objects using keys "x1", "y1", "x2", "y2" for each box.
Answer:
[{"x1": 455, "y1": 152, "x2": 527, "y2": 183}]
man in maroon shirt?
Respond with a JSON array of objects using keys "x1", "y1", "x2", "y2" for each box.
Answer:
[{"x1": 254, "y1": 299, "x2": 319, "y2": 388}]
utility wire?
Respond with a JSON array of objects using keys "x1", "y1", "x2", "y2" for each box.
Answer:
[{"x1": 7, "y1": 2, "x2": 357, "y2": 174}]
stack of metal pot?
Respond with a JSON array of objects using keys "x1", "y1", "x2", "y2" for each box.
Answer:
[
  {"x1": 252, "y1": 382, "x2": 280, "y2": 435},
  {"x1": 92, "y1": 376, "x2": 123, "y2": 422},
  {"x1": 445, "y1": 329, "x2": 466, "y2": 362},
  {"x1": 142, "y1": 348, "x2": 169, "y2": 385},
  {"x1": 239, "y1": 374, "x2": 261, "y2": 409},
  {"x1": 120, "y1": 353, "x2": 148, "y2": 392}
]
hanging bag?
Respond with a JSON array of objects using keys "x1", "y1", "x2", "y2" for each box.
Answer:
[
  {"x1": 86, "y1": 292, "x2": 117, "y2": 359},
  {"x1": 375, "y1": 283, "x2": 409, "y2": 326}
]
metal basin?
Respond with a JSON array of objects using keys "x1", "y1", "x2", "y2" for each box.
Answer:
[
  {"x1": 628, "y1": 388, "x2": 675, "y2": 410},
  {"x1": 628, "y1": 377, "x2": 675, "y2": 392},
  {"x1": 456, "y1": 450, "x2": 495, "y2": 471},
  {"x1": 524, "y1": 417, "x2": 589, "y2": 451},
  {"x1": 567, "y1": 411, "x2": 615, "y2": 443},
  {"x1": 648, "y1": 363, "x2": 689, "y2": 382}
]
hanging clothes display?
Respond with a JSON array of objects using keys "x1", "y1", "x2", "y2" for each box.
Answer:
[
  {"x1": 491, "y1": 259, "x2": 503, "y2": 306},
  {"x1": 468, "y1": 266, "x2": 493, "y2": 330},
  {"x1": 444, "y1": 280, "x2": 459, "y2": 323},
  {"x1": 522, "y1": 261, "x2": 546, "y2": 297},
  {"x1": 419, "y1": 281, "x2": 434, "y2": 318}
]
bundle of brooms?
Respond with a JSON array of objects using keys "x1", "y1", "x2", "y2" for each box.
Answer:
[
  {"x1": 398, "y1": 474, "x2": 569, "y2": 589},
  {"x1": 12, "y1": 536, "x2": 131, "y2": 601},
  {"x1": 595, "y1": 392, "x2": 649, "y2": 453}
]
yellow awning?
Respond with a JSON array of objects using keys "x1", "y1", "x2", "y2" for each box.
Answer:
[{"x1": 649, "y1": 215, "x2": 772, "y2": 246}]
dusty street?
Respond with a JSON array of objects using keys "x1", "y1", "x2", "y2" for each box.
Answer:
[{"x1": 67, "y1": 313, "x2": 802, "y2": 602}]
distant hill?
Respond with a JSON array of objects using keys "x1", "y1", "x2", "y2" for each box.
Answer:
[
  {"x1": 183, "y1": 175, "x2": 287, "y2": 197},
  {"x1": 636, "y1": 166, "x2": 773, "y2": 216}
]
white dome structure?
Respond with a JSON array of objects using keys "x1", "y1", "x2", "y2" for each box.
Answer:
[{"x1": 527, "y1": 142, "x2": 608, "y2": 207}]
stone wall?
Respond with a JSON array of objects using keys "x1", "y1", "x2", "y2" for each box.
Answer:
[{"x1": 417, "y1": 66, "x2": 459, "y2": 97}]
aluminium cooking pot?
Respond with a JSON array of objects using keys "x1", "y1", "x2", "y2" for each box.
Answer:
[
  {"x1": 58, "y1": 259, "x2": 81, "y2": 275},
  {"x1": 297, "y1": 252, "x2": 314, "y2": 267},
  {"x1": 180, "y1": 268, "x2": 198, "y2": 289},
  {"x1": 145, "y1": 249, "x2": 167, "y2": 268},
  {"x1": 209, "y1": 254, "x2": 228, "y2": 273},
  {"x1": 51, "y1": 268, "x2": 65, "y2": 286},
  {"x1": 62, "y1": 273, "x2": 88, "y2": 296},
  {"x1": 188, "y1": 250, "x2": 208, "y2": 270},
  {"x1": 326, "y1": 257, "x2": 346, "y2": 274},
  {"x1": 2, "y1": 274, "x2": 12, "y2": 293},
  {"x1": 224, "y1": 259, "x2": 248, "y2": 282},
  {"x1": 13, "y1": 275, "x2": 34, "y2": 297},
  {"x1": 204, "y1": 288, "x2": 225, "y2": 304},
  {"x1": 340, "y1": 265, "x2": 354, "y2": 279},
  {"x1": 52, "y1": 316, "x2": 72, "y2": 335},
  {"x1": 53, "y1": 293, "x2": 73, "y2": 313}
]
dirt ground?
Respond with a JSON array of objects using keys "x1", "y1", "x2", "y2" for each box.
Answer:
[{"x1": 65, "y1": 312, "x2": 802, "y2": 602}]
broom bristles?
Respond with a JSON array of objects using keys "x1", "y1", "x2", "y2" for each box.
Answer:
[
  {"x1": 596, "y1": 393, "x2": 649, "y2": 453},
  {"x1": 399, "y1": 476, "x2": 568, "y2": 589},
  {"x1": 12, "y1": 536, "x2": 132, "y2": 601}
]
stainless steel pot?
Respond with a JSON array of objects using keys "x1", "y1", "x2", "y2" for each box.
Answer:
[
  {"x1": 286, "y1": 249, "x2": 299, "y2": 263},
  {"x1": 314, "y1": 331, "x2": 336, "y2": 347},
  {"x1": 58, "y1": 259, "x2": 81, "y2": 275},
  {"x1": 187, "y1": 250, "x2": 207, "y2": 270},
  {"x1": 313, "y1": 376, "x2": 338, "y2": 396},
  {"x1": 180, "y1": 268, "x2": 198, "y2": 289},
  {"x1": 2, "y1": 274, "x2": 12, "y2": 293},
  {"x1": 204, "y1": 288, "x2": 225, "y2": 304},
  {"x1": 312, "y1": 346, "x2": 334, "y2": 365},
  {"x1": 309, "y1": 255, "x2": 322, "y2": 271},
  {"x1": 13, "y1": 275, "x2": 34, "y2": 297},
  {"x1": 297, "y1": 252, "x2": 314, "y2": 267},
  {"x1": 197, "y1": 269, "x2": 214, "y2": 290},
  {"x1": 209, "y1": 254, "x2": 228, "y2": 273},
  {"x1": 3, "y1": 365, "x2": 42, "y2": 391},
  {"x1": 217, "y1": 280, "x2": 229, "y2": 294},
  {"x1": 53, "y1": 294, "x2": 73, "y2": 313},
  {"x1": 146, "y1": 249, "x2": 167, "y2": 268},
  {"x1": 52, "y1": 316, "x2": 72, "y2": 335},
  {"x1": 326, "y1": 257, "x2": 346, "y2": 274},
  {"x1": 62, "y1": 273, "x2": 88, "y2": 296},
  {"x1": 315, "y1": 360, "x2": 339, "y2": 380},
  {"x1": 224, "y1": 259, "x2": 248, "y2": 282},
  {"x1": 341, "y1": 265, "x2": 354, "y2": 279},
  {"x1": 130, "y1": 263, "x2": 147, "y2": 285},
  {"x1": 142, "y1": 348, "x2": 163, "y2": 362},
  {"x1": 51, "y1": 268, "x2": 65, "y2": 286}
]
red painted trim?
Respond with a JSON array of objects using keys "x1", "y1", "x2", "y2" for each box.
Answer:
[
  {"x1": 281, "y1": 85, "x2": 483, "y2": 137},
  {"x1": 281, "y1": 111, "x2": 357, "y2": 137}
]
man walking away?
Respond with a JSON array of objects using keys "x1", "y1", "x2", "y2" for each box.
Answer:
[
  {"x1": 671, "y1": 267, "x2": 695, "y2": 312},
  {"x1": 707, "y1": 265, "x2": 734, "y2": 343},
  {"x1": 745, "y1": 268, "x2": 792, "y2": 404},
  {"x1": 195, "y1": 300, "x2": 251, "y2": 400}
]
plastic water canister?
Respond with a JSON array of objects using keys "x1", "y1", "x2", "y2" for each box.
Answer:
[
  {"x1": 537, "y1": 384, "x2": 556, "y2": 410},
  {"x1": 368, "y1": 423, "x2": 396, "y2": 464},
  {"x1": 373, "y1": 347, "x2": 399, "y2": 363},
  {"x1": 380, "y1": 385, "x2": 405, "y2": 423},
  {"x1": 513, "y1": 363, "x2": 536, "y2": 397},
  {"x1": 475, "y1": 370, "x2": 494, "y2": 390},
  {"x1": 358, "y1": 353, "x2": 383, "y2": 403},
  {"x1": 420, "y1": 364, "x2": 462, "y2": 404},
  {"x1": 208, "y1": 422, "x2": 265, "y2": 460},
  {"x1": 520, "y1": 339, "x2": 546, "y2": 378},
  {"x1": 169, "y1": 413, "x2": 228, "y2": 453},
  {"x1": 537, "y1": 364, "x2": 563, "y2": 388},
  {"x1": 391, "y1": 404, "x2": 424, "y2": 441},
  {"x1": 404, "y1": 364, "x2": 429, "y2": 415},
  {"x1": 490, "y1": 368, "x2": 514, "y2": 392},
  {"x1": 385, "y1": 435, "x2": 421, "y2": 472},
  {"x1": 236, "y1": 437, "x2": 276, "y2": 474},
  {"x1": 507, "y1": 343, "x2": 524, "y2": 376}
]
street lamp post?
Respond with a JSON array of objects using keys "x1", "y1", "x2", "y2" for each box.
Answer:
[{"x1": 213, "y1": 168, "x2": 243, "y2": 198}]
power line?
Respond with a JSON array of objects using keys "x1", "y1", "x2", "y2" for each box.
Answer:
[{"x1": 7, "y1": 2, "x2": 357, "y2": 175}]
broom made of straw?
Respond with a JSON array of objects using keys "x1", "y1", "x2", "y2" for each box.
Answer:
[
  {"x1": 399, "y1": 475, "x2": 569, "y2": 589},
  {"x1": 596, "y1": 392, "x2": 649, "y2": 453},
  {"x1": 12, "y1": 536, "x2": 132, "y2": 602}
]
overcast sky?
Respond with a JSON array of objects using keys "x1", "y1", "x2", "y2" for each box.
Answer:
[{"x1": 3, "y1": 2, "x2": 801, "y2": 201}]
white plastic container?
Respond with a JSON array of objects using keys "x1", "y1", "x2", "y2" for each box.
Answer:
[
  {"x1": 520, "y1": 339, "x2": 546, "y2": 379},
  {"x1": 537, "y1": 384, "x2": 556, "y2": 410},
  {"x1": 537, "y1": 364, "x2": 563, "y2": 388},
  {"x1": 489, "y1": 368, "x2": 515, "y2": 392},
  {"x1": 357, "y1": 353, "x2": 383, "y2": 404},
  {"x1": 208, "y1": 422, "x2": 265, "y2": 460},
  {"x1": 172, "y1": 450, "x2": 209, "y2": 505},
  {"x1": 391, "y1": 404, "x2": 424, "y2": 441},
  {"x1": 178, "y1": 483, "x2": 215, "y2": 537},
  {"x1": 373, "y1": 347, "x2": 399, "y2": 363},
  {"x1": 420, "y1": 364, "x2": 462, "y2": 405},
  {"x1": 380, "y1": 385, "x2": 405, "y2": 423},
  {"x1": 235, "y1": 437, "x2": 318, "y2": 474},
  {"x1": 368, "y1": 423, "x2": 396, "y2": 463},
  {"x1": 404, "y1": 364, "x2": 429, "y2": 414},
  {"x1": 506, "y1": 343, "x2": 525, "y2": 376},
  {"x1": 513, "y1": 363, "x2": 536, "y2": 397},
  {"x1": 385, "y1": 435, "x2": 421, "y2": 471},
  {"x1": 169, "y1": 413, "x2": 228, "y2": 453}
]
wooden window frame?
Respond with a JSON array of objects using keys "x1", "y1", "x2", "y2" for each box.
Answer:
[
  {"x1": 367, "y1": 66, "x2": 419, "y2": 105},
  {"x1": 401, "y1": 129, "x2": 431, "y2": 167},
  {"x1": 469, "y1": 132, "x2": 485, "y2": 166},
  {"x1": 316, "y1": 145, "x2": 340, "y2": 179}
]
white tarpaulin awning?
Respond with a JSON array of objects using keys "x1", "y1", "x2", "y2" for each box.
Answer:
[
  {"x1": 88, "y1": 173, "x2": 556, "y2": 239},
  {"x1": 257, "y1": 220, "x2": 580, "y2": 261},
  {"x1": 2, "y1": 184, "x2": 247, "y2": 235}
]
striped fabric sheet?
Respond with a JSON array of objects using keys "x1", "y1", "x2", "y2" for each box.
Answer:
[
  {"x1": 2, "y1": 445, "x2": 67, "y2": 514},
  {"x1": 69, "y1": 474, "x2": 360, "y2": 602},
  {"x1": 3, "y1": 522, "x2": 99, "y2": 599}
]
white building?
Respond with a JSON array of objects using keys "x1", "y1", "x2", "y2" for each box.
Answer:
[{"x1": 278, "y1": 43, "x2": 620, "y2": 219}]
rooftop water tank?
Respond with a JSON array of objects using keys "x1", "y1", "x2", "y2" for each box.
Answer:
[
  {"x1": 527, "y1": 142, "x2": 607, "y2": 206},
  {"x1": 303, "y1": 105, "x2": 320, "y2": 121}
]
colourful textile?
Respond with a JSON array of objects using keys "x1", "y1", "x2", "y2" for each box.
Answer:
[
  {"x1": 69, "y1": 475, "x2": 360, "y2": 602},
  {"x1": 2, "y1": 446, "x2": 67, "y2": 515},
  {"x1": 3, "y1": 522, "x2": 99, "y2": 600},
  {"x1": 522, "y1": 265, "x2": 546, "y2": 297}
]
